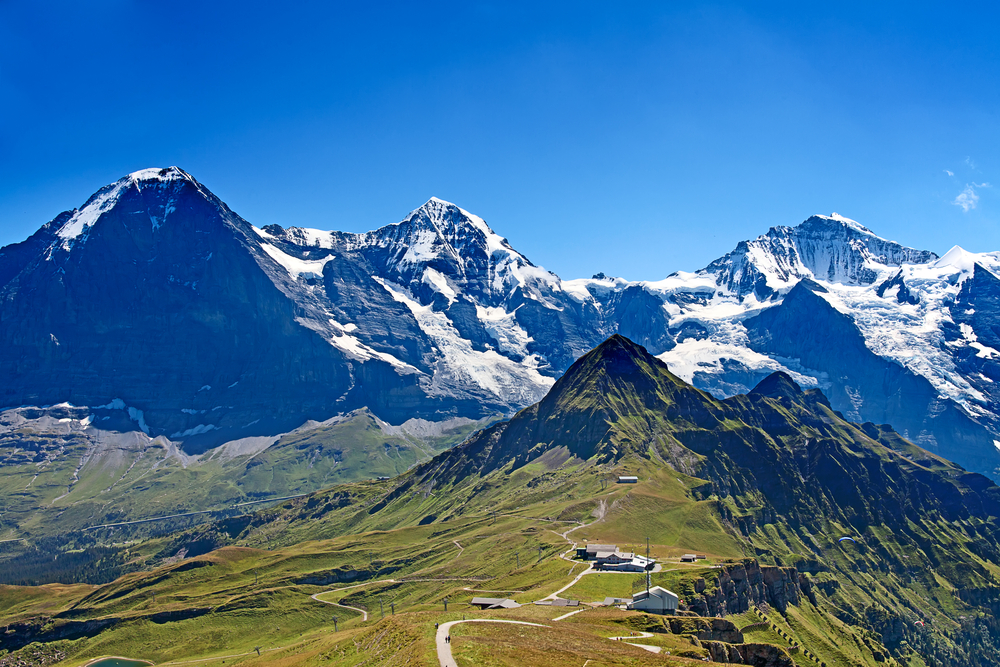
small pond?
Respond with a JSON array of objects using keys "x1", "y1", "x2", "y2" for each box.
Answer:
[{"x1": 85, "y1": 659, "x2": 152, "y2": 667}]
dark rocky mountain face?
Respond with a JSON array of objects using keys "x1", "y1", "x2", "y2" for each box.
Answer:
[
  {"x1": 0, "y1": 169, "x2": 419, "y2": 449},
  {"x1": 3, "y1": 167, "x2": 1000, "y2": 485}
]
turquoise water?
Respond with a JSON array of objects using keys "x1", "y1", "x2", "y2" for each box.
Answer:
[{"x1": 86, "y1": 659, "x2": 150, "y2": 667}]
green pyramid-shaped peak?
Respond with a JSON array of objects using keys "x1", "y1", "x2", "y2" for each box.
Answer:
[
  {"x1": 749, "y1": 371, "x2": 804, "y2": 400},
  {"x1": 490, "y1": 335, "x2": 725, "y2": 465}
]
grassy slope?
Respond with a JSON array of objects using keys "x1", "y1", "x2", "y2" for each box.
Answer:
[
  {"x1": 0, "y1": 462, "x2": 893, "y2": 667},
  {"x1": 0, "y1": 410, "x2": 491, "y2": 584}
]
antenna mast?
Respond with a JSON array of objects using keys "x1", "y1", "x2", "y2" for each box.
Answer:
[{"x1": 646, "y1": 537, "x2": 650, "y2": 595}]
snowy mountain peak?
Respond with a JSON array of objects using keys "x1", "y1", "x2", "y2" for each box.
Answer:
[
  {"x1": 47, "y1": 167, "x2": 229, "y2": 256},
  {"x1": 126, "y1": 166, "x2": 193, "y2": 184},
  {"x1": 703, "y1": 214, "x2": 938, "y2": 300},
  {"x1": 807, "y1": 212, "x2": 876, "y2": 236},
  {"x1": 402, "y1": 197, "x2": 507, "y2": 251},
  {"x1": 935, "y1": 245, "x2": 980, "y2": 272}
]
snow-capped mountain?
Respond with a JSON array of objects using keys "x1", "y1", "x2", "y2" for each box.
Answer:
[
  {"x1": 2, "y1": 167, "x2": 999, "y2": 480},
  {"x1": 596, "y1": 216, "x2": 1000, "y2": 477},
  {"x1": 703, "y1": 214, "x2": 937, "y2": 299},
  {"x1": 0, "y1": 169, "x2": 603, "y2": 450}
]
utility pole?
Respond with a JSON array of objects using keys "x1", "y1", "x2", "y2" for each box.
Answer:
[
  {"x1": 516, "y1": 551, "x2": 520, "y2": 568},
  {"x1": 444, "y1": 597, "x2": 449, "y2": 611},
  {"x1": 255, "y1": 569, "x2": 258, "y2": 585},
  {"x1": 391, "y1": 601, "x2": 395, "y2": 615},
  {"x1": 538, "y1": 545, "x2": 542, "y2": 560},
  {"x1": 333, "y1": 616, "x2": 338, "y2": 633},
  {"x1": 379, "y1": 596, "x2": 384, "y2": 619},
  {"x1": 646, "y1": 537, "x2": 651, "y2": 595}
]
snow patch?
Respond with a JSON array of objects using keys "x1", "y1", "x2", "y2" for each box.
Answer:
[
  {"x1": 423, "y1": 267, "x2": 457, "y2": 303},
  {"x1": 822, "y1": 213, "x2": 875, "y2": 236},
  {"x1": 658, "y1": 321, "x2": 827, "y2": 390},
  {"x1": 260, "y1": 242, "x2": 335, "y2": 280},
  {"x1": 55, "y1": 185, "x2": 123, "y2": 248},
  {"x1": 253, "y1": 225, "x2": 276, "y2": 240},
  {"x1": 308, "y1": 317, "x2": 419, "y2": 372},
  {"x1": 284, "y1": 227, "x2": 337, "y2": 248},
  {"x1": 170, "y1": 424, "x2": 219, "y2": 439},
  {"x1": 127, "y1": 407, "x2": 150, "y2": 434},
  {"x1": 52, "y1": 167, "x2": 191, "y2": 252}
]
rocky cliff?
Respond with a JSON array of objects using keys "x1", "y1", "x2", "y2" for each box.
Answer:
[{"x1": 681, "y1": 560, "x2": 804, "y2": 616}]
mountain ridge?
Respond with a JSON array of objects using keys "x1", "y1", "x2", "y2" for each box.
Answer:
[{"x1": 2, "y1": 166, "x2": 1000, "y2": 485}]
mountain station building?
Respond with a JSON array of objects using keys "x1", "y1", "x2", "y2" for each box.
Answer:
[
  {"x1": 576, "y1": 544, "x2": 655, "y2": 571},
  {"x1": 597, "y1": 552, "x2": 655, "y2": 572},
  {"x1": 627, "y1": 586, "x2": 679, "y2": 614},
  {"x1": 577, "y1": 544, "x2": 618, "y2": 560}
]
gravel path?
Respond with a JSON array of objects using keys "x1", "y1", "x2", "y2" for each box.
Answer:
[
  {"x1": 436, "y1": 619, "x2": 549, "y2": 667},
  {"x1": 607, "y1": 630, "x2": 661, "y2": 653}
]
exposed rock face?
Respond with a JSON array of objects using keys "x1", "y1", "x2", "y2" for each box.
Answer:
[
  {"x1": 685, "y1": 561, "x2": 803, "y2": 616},
  {"x1": 0, "y1": 171, "x2": 601, "y2": 448},
  {"x1": 700, "y1": 641, "x2": 795, "y2": 666},
  {"x1": 666, "y1": 617, "x2": 744, "y2": 643},
  {"x1": 734, "y1": 643, "x2": 796, "y2": 667},
  {"x1": 693, "y1": 639, "x2": 794, "y2": 666}
]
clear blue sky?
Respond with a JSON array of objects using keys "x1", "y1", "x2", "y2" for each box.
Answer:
[{"x1": 1, "y1": 1, "x2": 998, "y2": 280}]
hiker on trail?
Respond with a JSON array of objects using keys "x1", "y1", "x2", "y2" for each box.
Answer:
[{"x1": 435, "y1": 623, "x2": 439, "y2": 630}]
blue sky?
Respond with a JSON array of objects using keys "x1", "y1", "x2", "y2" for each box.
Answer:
[{"x1": 1, "y1": 1, "x2": 997, "y2": 280}]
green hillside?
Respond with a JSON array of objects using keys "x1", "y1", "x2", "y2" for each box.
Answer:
[
  {"x1": 0, "y1": 409, "x2": 491, "y2": 585},
  {"x1": 4, "y1": 335, "x2": 1000, "y2": 666}
]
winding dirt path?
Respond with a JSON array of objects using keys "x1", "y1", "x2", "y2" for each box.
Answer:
[
  {"x1": 607, "y1": 630, "x2": 661, "y2": 653},
  {"x1": 310, "y1": 580, "x2": 399, "y2": 622},
  {"x1": 436, "y1": 619, "x2": 549, "y2": 667}
]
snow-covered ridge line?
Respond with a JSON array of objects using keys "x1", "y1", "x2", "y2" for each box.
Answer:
[{"x1": 248, "y1": 197, "x2": 987, "y2": 413}]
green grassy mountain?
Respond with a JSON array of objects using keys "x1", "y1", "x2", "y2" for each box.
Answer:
[
  {"x1": 0, "y1": 408, "x2": 491, "y2": 585},
  {"x1": 6, "y1": 335, "x2": 1000, "y2": 666}
]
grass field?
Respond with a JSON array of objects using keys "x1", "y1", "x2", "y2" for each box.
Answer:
[
  {"x1": 562, "y1": 572, "x2": 639, "y2": 602},
  {"x1": 0, "y1": 447, "x2": 959, "y2": 667}
]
